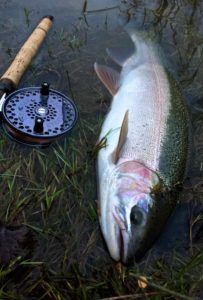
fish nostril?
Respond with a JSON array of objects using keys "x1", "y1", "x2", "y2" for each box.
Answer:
[{"x1": 130, "y1": 206, "x2": 145, "y2": 225}]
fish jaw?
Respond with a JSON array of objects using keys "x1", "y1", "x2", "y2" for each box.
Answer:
[
  {"x1": 112, "y1": 191, "x2": 152, "y2": 263},
  {"x1": 99, "y1": 161, "x2": 160, "y2": 263},
  {"x1": 98, "y1": 163, "x2": 121, "y2": 261}
]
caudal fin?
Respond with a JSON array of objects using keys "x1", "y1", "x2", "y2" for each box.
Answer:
[
  {"x1": 106, "y1": 47, "x2": 134, "y2": 66},
  {"x1": 125, "y1": 26, "x2": 160, "y2": 66}
]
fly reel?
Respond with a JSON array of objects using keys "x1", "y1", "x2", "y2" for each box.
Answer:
[{"x1": 2, "y1": 83, "x2": 77, "y2": 147}]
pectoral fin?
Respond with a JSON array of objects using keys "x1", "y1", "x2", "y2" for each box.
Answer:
[
  {"x1": 112, "y1": 110, "x2": 129, "y2": 163},
  {"x1": 94, "y1": 63, "x2": 120, "y2": 96}
]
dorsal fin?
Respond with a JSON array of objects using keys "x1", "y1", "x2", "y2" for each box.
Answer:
[
  {"x1": 106, "y1": 47, "x2": 134, "y2": 66},
  {"x1": 112, "y1": 110, "x2": 129, "y2": 163},
  {"x1": 94, "y1": 63, "x2": 120, "y2": 96}
]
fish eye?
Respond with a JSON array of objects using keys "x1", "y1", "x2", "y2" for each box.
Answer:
[{"x1": 130, "y1": 205, "x2": 145, "y2": 225}]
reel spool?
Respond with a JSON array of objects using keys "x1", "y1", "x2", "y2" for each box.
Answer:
[{"x1": 2, "y1": 82, "x2": 77, "y2": 147}]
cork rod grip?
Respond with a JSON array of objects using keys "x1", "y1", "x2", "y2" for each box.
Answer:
[{"x1": 1, "y1": 16, "x2": 53, "y2": 88}]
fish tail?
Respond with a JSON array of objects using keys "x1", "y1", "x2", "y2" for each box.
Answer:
[{"x1": 124, "y1": 25, "x2": 160, "y2": 65}]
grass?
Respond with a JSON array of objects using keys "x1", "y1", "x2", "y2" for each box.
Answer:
[
  {"x1": 5, "y1": 47, "x2": 12, "y2": 58},
  {"x1": 23, "y1": 7, "x2": 31, "y2": 27},
  {"x1": 68, "y1": 35, "x2": 83, "y2": 50},
  {"x1": 0, "y1": 1, "x2": 202, "y2": 299},
  {"x1": 0, "y1": 115, "x2": 202, "y2": 300}
]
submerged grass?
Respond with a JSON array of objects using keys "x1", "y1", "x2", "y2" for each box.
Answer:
[{"x1": 23, "y1": 7, "x2": 31, "y2": 27}]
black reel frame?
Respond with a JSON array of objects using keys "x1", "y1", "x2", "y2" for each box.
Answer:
[{"x1": 2, "y1": 83, "x2": 77, "y2": 147}]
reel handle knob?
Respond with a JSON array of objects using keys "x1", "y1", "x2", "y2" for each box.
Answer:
[
  {"x1": 34, "y1": 117, "x2": 44, "y2": 133},
  {"x1": 40, "y1": 82, "x2": 49, "y2": 105},
  {"x1": 40, "y1": 82, "x2": 50, "y2": 96}
]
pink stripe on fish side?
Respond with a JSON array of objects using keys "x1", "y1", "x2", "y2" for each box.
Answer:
[
  {"x1": 150, "y1": 58, "x2": 165, "y2": 171},
  {"x1": 119, "y1": 58, "x2": 170, "y2": 172}
]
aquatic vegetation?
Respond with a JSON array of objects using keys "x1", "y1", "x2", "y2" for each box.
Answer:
[
  {"x1": 23, "y1": 7, "x2": 31, "y2": 27},
  {"x1": 57, "y1": 28, "x2": 67, "y2": 42},
  {"x1": 5, "y1": 47, "x2": 12, "y2": 58},
  {"x1": 68, "y1": 35, "x2": 83, "y2": 50}
]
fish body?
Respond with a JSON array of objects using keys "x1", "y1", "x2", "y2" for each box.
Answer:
[{"x1": 94, "y1": 31, "x2": 189, "y2": 263}]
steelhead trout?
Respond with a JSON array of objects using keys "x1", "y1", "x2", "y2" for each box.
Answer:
[{"x1": 94, "y1": 30, "x2": 189, "y2": 264}]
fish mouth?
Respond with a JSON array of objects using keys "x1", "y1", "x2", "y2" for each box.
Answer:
[
  {"x1": 113, "y1": 208, "x2": 129, "y2": 263},
  {"x1": 116, "y1": 223, "x2": 142, "y2": 264},
  {"x1": 117, "y1": 223, "x2": 133, "y2": 264},
  {"x1": 113, "y1": 204, "x2": 148, "y2": 264},
  {"x1": 119, "y1": 227, "x2": 128, "y2": 263},
  {"x1": 117, "y1": 226, "x2": 124, "y2": 262}
]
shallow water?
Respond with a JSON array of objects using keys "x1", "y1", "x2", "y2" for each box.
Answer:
[{"x1": 0, "y1": 0, "x2": 202, "y2": 298}]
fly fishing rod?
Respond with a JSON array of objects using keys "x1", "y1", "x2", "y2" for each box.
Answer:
[{"x1": 0, "y1": 16, "x2": 77, "y2": 147}]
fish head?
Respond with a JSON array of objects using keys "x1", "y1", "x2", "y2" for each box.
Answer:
[{"x1": 100, "y1": 160, "x2": 161, "y2": 264}]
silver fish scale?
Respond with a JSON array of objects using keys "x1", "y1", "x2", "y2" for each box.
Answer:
[
  {"x1": 118, "y1": 62, "x2": 171, "y2": 176},
  {"x1": 157, "y1": 72, "x2": 189, "y2": 189}
]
